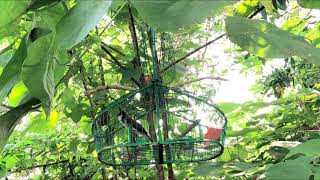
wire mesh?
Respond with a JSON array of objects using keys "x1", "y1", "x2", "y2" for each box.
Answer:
[{"x1": 92, "y1": 83, "x2": 227, "y2": 166}]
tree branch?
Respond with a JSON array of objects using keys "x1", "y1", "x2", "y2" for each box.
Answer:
[
  {"x1": 85, "y1": 84, "x2": 137, "y2": 96},
  {"x1": 0, "y1": 104, "x2": 13, "y2": 110},
  {"x1": 248, "y1": 6, "x2": 265, "y2": 19},
  {"x1": 161, "y1": 5, "x2": 266, "y2": 73},
  {"x1": 79, "y1": 61, "x2": 96, "y2": 117},
  {"x1": 100, "y1": 44, "x2": 142, "y2": 87},
  {"x1": 175, "y1": 76, "x2": 229, "y2": 87},
  {"x1": 128, "y1": 5, "x2": 146, "y2": 88},
  {"x1": 177, "y1": 120, "x2": 200, "y2": 138},
  {"x1": 128, "y1": 5, "x2": 142, "y2": 68},
  {"x1": 101, "y1": 42, "x2": 125, "y2": 56},
  {"x1": 161, "y1": 33, "x2": 226, "y2": 73},
  {"x1": 100, "y1": 45, "x2": 123, "y2": 67},
  {"x1": 99, "y1": 0, "x2": 127, "y2": 36},
  {"x1": 98, "y1": 57, "x2": 106, "y2": 85}
]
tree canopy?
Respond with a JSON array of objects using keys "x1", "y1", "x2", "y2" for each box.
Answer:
[{"x1": 0, "y1": 0, "x2": 320, "y2": 179}]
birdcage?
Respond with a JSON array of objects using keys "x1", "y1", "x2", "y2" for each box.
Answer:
[{"x1": 92, "y1": 29, "x2": 227, "y2": 166}]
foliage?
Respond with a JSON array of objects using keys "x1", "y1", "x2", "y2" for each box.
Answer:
[{"x1": 0, "y1": 0, "x2": 319, "y2": 179}]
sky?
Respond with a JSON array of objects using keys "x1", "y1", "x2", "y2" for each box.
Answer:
[
  {"x1": 213, "y1": 69, "x2": 256, "y2": 103},
  {"x1": 202, "y1": 36, "x2": 256, "y2": 104}
]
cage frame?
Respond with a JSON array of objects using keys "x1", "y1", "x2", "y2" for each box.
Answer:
[{"x1": 92, "y1": 83, "x2": 227, "y2": 166}]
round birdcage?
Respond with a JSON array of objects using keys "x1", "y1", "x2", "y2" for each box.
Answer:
[
  {"x1": 92, "y1": 82, "x2": 227, "y2": 166},
  {"x1": 92, "y1": 29, "x2": 227, "y2": 166}
]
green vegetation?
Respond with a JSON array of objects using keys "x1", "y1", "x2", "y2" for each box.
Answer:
[{"x1": 0, "y1": 0, "x2": 319, "y2": 179}]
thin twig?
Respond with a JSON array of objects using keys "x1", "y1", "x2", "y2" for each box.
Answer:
[
  {"x1": 0, "y1": 104, "x2": 13, "y2": 110},
  {"x1": 99, "y1": 1, "x2": 127, "y2": 36},
  {"x1": 161, "y1": 33, "x2": 226, "y2": 73},
  {"x1": 177, "y1": 120, "x2": 200, "y2": 138},
  {"x1": 98, "y1": 57, "x2": 106, "y2": 85},
  {"x1": 100, "y1": 45, "x2": 123, "y2": 67},
  {"x1": 287, "y1": 10, "x2": 312, "y2": 31},
  {"x1": 277, "y1": 6, "x2": 299, "y2": 19},
  {"x1": 128, "y1": 6, "x2": 142, "y2": 68},
  {"x1": 100, "y1": 44, "x2": 141, "y2": 87},
  {"x1": 85, "y1": 84, "x2": 137, "y2": 96},
  {"x1": 161, "y1": 5, "x2": 266, "y2": 73},
  {"x1": 175, "y1": 76, "x2": 229, "y2": 87},
  {"x1": 101, "y1": 42, "x2": 125, "y2": 56},
  {"x1": 248, "y1": 6, "x2": 265, "y2": 19},
  {"x1": 128, "y1": 5, "x2": 146, "y2": 88},
  {"x1": 79, "y1": 61, "x2": 96, "y2": 117}
]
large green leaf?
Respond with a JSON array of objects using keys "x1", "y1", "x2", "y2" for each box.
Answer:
[
  {"x1": 265, "y1": 156, "x2": 313, "y2": 180},
  {"x1": 0, "y1": 98, "x2": 40, "y2": 151},
  {"x1": 132, "y1": 0, "x2": 236, "y2": 32},
  {"x1": 27, "y1": 0, "x2": 60, "y2": 11},
  {"x1": 55, "y1": 0, "x2": 112, "y2": 49},
  {"x1": 298, "y1": 0, "x2": 320, "y2": 9},
  {"x1": 217, "y1": 102, "x2": 240, "y2": 114},
  {"x1": 39, "y1": 3, "x2": 66, "y2": 32},
  {"x1": 21, "y1": 34, "x2": 55, "y2": 115},
  {"x1": 0, "y1": 39, "x2": 27, "y2": 103},
  {"x1": 285, "y1": 139, "x2": 320, "y2": 159},
  {"x1": 60, "y1": 88, "x2": 87, "y2": 123},
  {"x1": 192, "y1": 162, "x2": 225, "y2": 177},
  {"x1": 225, "y1": 16, "x2": 320, "y2": 66},
  {"x1": 0, "y1": 0, "x2": 29, "y2": 28},
  {"x1": 0, "y1": 22, "x2": 18, "y2": 39},
  {"x1": 24, "y1": 110, "x2": 59, "y2": 134},
  {"x1": 0, "y1": 50, "x2": 14, "y2": 67},
  {"x1": 117, "y1": 62, "x2": 142, "y2": 84},
  {"x1": 8, "y1": 81, "x2": 29, "y2": 107}
]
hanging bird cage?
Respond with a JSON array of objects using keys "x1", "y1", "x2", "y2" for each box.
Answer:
[{"x1": 92, "y1": 30, "x2": 227, "y2": 166}]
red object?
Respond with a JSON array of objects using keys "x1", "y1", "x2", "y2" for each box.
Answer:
[{"x1": 204, "y1": 127, "x2": 222, "y2": 146}]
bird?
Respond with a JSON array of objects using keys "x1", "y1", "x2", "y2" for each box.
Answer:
[{"x1": 117, "y1": 110, "x2": 152, "y2": 141}]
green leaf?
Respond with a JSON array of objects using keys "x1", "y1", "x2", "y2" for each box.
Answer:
[
  {"x1": 79, "y1": 116, "x2": 92, "y2": 135},
  {"x1": 0, "y1": 46, "x2": 14, "y2": 66},
  {"x1": 0, "y1": 168, "x2": 6, "y2": 178},
  {"x1": 233, "y1": 161, "x2": 255, "y2": 171},
  {"x1": 0, "y1": 22, "x2": 18, "y2": 39},
  {"x1": 21, "y1": 34, "x2": 55, "y2": 115},
  {"x1": 0, "y1": 50, "x2": 14, "y2": 67},
  {"x1": 0, "y1": 39, "x2": 27, "y2": 103},
  {"x1": 225, "y1": 16, "x2": 320, "y2": 66},
  {"x1": 132, "y1": 0, "x2": 236, "y2": 32},
  {"x1": 67, "y1": 104, "x2": 87, "y2": 123},
  {"x1": 217, "y1": 102, "x2": 240, "y2": 114},
  {"x1": 39, "y1": 3, "x2": 66, "y2": 32},
  {"x1": 24, "y1": 110, "x2": 59, "y2": 134},
  {"x1": 265, "y1": 156, "x2": 313, "y2": 180},
  {"x1": 69, "y1": 139, "x2": 81, "y2": 153},
  {"x1": 118, "y1": 63, "x2": 142, "y2": 84},
  {"x1": 3, "y1": 156, "x2": 18, "y2": 169},
  {"x1": 0, "y1": 0, "x2": 29, "y2": 28},
  {"x1": 60, "y1": 88, "x2": 86, "y2": 123},
  {"x1": 235, "y1": 0, "x2": 259, "y2": 17},
  {"x1": 0, "y1": 98, "x2": 40, "y2": 151},
  {"x1": 298, "y1": 0, "x2": 320, "y2": 9},
  {"x1": 27, "y1": 0, "x2": 60, "y2": 11},
  {"x1": 192, "y1": 162, "x2": 225, "y2": 177},
  {"x1": 55, "y1": 0, "x2": 112, "y2": 49},
  {"x1": 8, "y1": 81, "x2": 29, "y2": 107},
  {"x1": 220, "y1": 146, "x2": 248, "y2": 161},
  {"x1": 285, "y1": 139, "x2": 320, "y2": 159}
]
